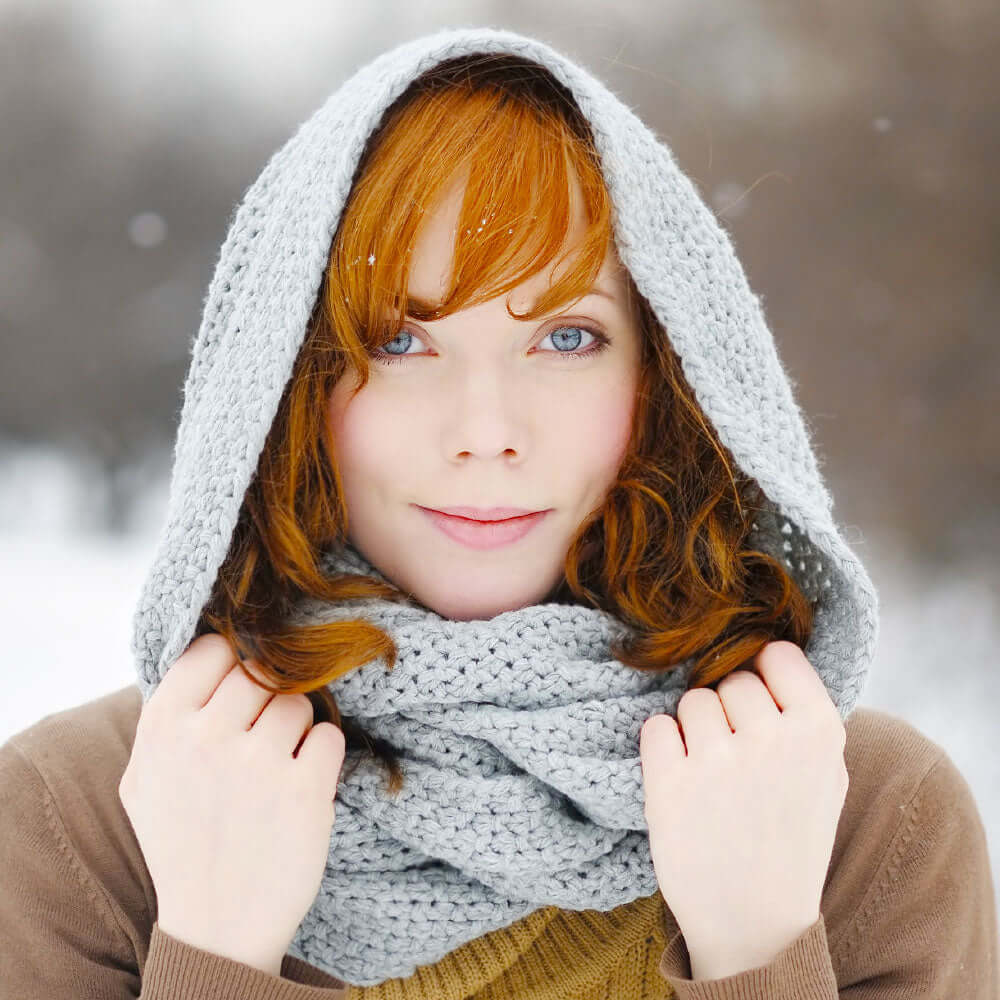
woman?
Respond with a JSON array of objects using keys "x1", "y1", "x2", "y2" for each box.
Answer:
[{"x1": 0, "y1": 26, "x2": 995, "y2": 999}]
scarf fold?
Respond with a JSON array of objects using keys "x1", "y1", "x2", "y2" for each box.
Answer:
[{"x1": 283, "y1": 542, "x2": 684, "y2": 984}]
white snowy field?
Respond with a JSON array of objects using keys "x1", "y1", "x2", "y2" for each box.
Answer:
[{"x1": 1, "y1": 445, "x2": 997, "y2": 916}]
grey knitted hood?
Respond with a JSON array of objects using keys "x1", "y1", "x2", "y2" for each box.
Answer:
[
  {"x1": 131, "y1": 24, "x2": 878, "y2": 708},
  {"x1": 128, "y1": 25, "x2": 879, "y2": 986}
]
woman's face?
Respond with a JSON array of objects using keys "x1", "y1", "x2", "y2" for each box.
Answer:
[{"x1": 327, "y1": 173, "x2": 643, "y2": 621}]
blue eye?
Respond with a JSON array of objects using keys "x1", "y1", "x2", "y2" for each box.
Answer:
[
  {"x1": 373, "y1": 328, "x2": 420, "y2": 362},
  {"x1": 543, "y1": 326, "x2": 609, "y2": 357},
  {"x1": 371, "y1": 324, "x2": 612, "y2": 365}
]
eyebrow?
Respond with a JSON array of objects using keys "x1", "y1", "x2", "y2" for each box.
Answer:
[{"x1": 405, "y1": 286, "x2": 617, "y2": 313}]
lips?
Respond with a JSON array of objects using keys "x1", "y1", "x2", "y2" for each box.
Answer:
[
  {"x1": 428, "y1": 506, "x2": 544, "y2": 521},
  {"x1": 417, "y1": 506, "x2": 550, "y2": 550}
]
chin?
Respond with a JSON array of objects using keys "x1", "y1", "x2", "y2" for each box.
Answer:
[{"x1": 418, "y1": 582, "x2": 538, "y2": 622}]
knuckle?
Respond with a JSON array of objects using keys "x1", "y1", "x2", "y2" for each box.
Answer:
[
  {"x1": 769, "y1": 639, "x2": 802, "y2": 658},
  {"x1": 679, "y1": 687, "x2": 715, "y2": 708},
  {"x1": 188, "y1": 631, "x2": 235, "y2": 663},
  {"x1": 716, "y1": 669, "x2": 752, "y2": 691},
  {"x1": 759, "y1": 640, "x2": 805, "y2": 672},
  {"x1": 275, "y1": 691, "x2": 314, "y2": 720},
  {"x1": 675, "y1": 688, "x2": 715, "y2": 731},
  {"x1": 315, "y1": 720, "x2": 344, "y2": 748},
  {"x1": 238, "y1": 657, "x2": 271, "y2": 688}
]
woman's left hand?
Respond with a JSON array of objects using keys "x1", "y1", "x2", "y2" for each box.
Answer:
[{"x1": 639, "y1": 640, "x2": 850, "y2": 980}]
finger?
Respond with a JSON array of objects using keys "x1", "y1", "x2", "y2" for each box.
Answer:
[
  {"x1": 751, "y1": 641, "x2": 833, "y2": 717},
  {"x1": 674, "y1": 687, "x2": 731, "y2": 754},
  {"x1": 296, "y1": 722, "x2": 347, "y2": 801},
  {"x1": 639, "y1": 713, "x2": 686, "y2": 768},
  {"x1": 249, "y1": 690, "x2": 315, "y2": 750},
  {"x1": 153, "y1": 633, "x2": 240, "y2": 714},
  {"x1": 202, "y1": 656, "x2": 281, "y2": 731},
  {"x1": 714, "y1": 668, "x2": 780, "y2": 730}
]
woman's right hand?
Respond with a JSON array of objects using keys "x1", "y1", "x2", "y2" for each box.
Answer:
[{"x1": 118, "y1": 632, "x2": 347, "y2": 977}]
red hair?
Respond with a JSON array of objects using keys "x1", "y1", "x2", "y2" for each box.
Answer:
[{"x1": 196, "y1": 53, "x2": 813, "y2": 794}]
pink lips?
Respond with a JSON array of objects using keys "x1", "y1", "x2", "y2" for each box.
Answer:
[
  {"x1": 416, "y1": 506, "x2": 551, "y2": 550},
  {"x1": 432, "y1": 506, "x2": 539, "y2": 520}
]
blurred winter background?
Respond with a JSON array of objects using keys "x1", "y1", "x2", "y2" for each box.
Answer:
[{"x1": 1, "y1": 0, "x2": 997, "y2": 913}]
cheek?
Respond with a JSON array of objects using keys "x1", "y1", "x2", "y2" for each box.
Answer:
[
  {"x1": 573, "y1": 381, "x2": 637, "y2": 478},
  {"x1": 326, "y1": 382, "x2": 401, "y2": 484}
]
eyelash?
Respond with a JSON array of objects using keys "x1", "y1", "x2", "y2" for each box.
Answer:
[{"x1": 371, "y1": 324, "x2": 612, "y2": 366}]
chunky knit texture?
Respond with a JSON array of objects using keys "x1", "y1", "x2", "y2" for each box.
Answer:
[
  {"x1": 128, "y1": 24, "x2": 881, "y2": 988},
  {"x1": 7, "y1": 687, "x2": 1000, "y2": 998},
  {"x1": 280, "y1": 543, "x2": 679, "y2": 983}
]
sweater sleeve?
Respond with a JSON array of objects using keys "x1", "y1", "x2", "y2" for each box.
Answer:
[
  {"x1": 655, "y1": 749, "x2": 998, "y2": 999},
  {"x1": 0, "y1": 737, "x2": 350, "y2": 999},
  {"x1": 657, "y1": 912, "x2": 839, "y2": 999}
]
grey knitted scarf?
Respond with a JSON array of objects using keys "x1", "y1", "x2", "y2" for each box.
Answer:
[{"x1": 129, "y1": 26, "x2": 879, "y2": 987}]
